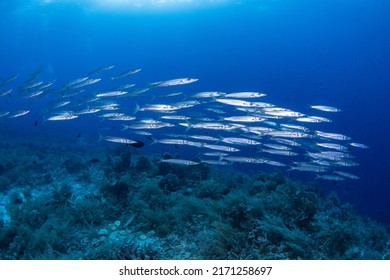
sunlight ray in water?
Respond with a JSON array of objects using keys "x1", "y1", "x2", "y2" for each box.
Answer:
[{"x1": 36, "y1": 0, "x2": 233, "y2": 11}]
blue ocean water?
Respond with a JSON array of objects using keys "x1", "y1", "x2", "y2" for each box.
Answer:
[{"x1": 0, "y1": 0, "x2": 389, "y2": 235}]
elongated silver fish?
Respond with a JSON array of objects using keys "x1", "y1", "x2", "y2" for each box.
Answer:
[
  {"x1": 220, "y1": 137, "x2": 261, "y2": 145},
  {"x1": 88, "y1": 65, "x2": 115, "y2": 75},
  {"x1": 159, "y1": 159, "x2": 199, "y2": 165},
  {"x1": 263, "y1": 159, "x2": 286, "y2": 167},
  {"x1": 267, "y1": 131, "x2": 311, "y2": 138},
  {"x1": 8, "y1": 110, "x2": 30, "y2": 118},
  {"x1": 296, "y1": 116, "x2": 330, "y2": 123},
  {"x1": 122, "y1": 122, "x2": 174, "y2": 130},
  {"x1": 315, "y1": 131, "x2": 351, "y2": 141},
  {"x1": 107, "y1": 115, "x2": 136, "y2": 121},
  {"x1": 63, "y1": 77, "x2": 89, "y2": 88},
  {"x1": 316, "y1": 142, "x2": 349, "y2": 151},
  {"x1": 111, "y1": 68, "x2": 141, "y2": 80},
  {"x1": 271, "y1": 138, "x2": 301, "y2": 146},
  {"x1": 315, "y1": 174, "x2": 345, "y2": 181},
  {"x1": 263, "y1": 143, "x2": 291, "y2": 150},
  {"x1": 75, "y1": 108, "x2": 102, "y2": 115},
  {"x1": 203, "y1": 144, "x2": 240, "y2": 152},
  {"x1": 0, "y1": 89, "x2": 13, "y2": 97},
  {"x1": 222, "y1": 116, "x2": 265, "y2": 122},
  {"x1": 280, "y1": 123, "x2": 310, "y2": 132},
  {"x1": 349, "y1": 142, "x2": 369, "y2": 149},
  {"x1": 159, "y1": 92, "x2": 184, "y2": 97},
  {"x1": 180, "y1": 122, "x2": 244, "y2": 131},
  {"x1": 47, "y1": 112, "x2": 78, "y2": 121},
  {"x1": 152, "y1": 78, "x2": 198, "y2": 87},
  {"x1": 216, "y1": 98, "x2": 274, "y2": 108},
  {"x1": 289, "y1": 166, "x2": 329, "y2": 172},
  {"x1": 70, "y1": 78, "x2": 101, "y2": 89},
  {"x1": 223, "y1": 156, "x2": 265, "y2": 164},
  {"x1": 189, "y1": 135, "x2": 219, "y2": 141},
  {"x1": 20, "y1": 81, "x2": 44, "y2": 91},
  {"x1": 261, "y1": 149, "x2": 298, "y2": 156},
  {"x1": 160, "y1": 115, "x2": 191, "y2": 120},
  {"x1": 307, "y1": 152, "x2": 345, "y2": 161},
  {"x1": 99, "y1": 113, "x2": 124, "y2": 118},
  {"x1": 334, "y1": 171, "x2": 359, "y2": 179},
  {"x1": 201, "y1": 160, "x2": 230, "y2": 165},
  {"x1": 203, "y1": 152, "x2": 229, "y2": 157},
  {"x1": 50, "y1": 100, "x2": 71, "y2": 110},
  {"x1": 205, "y1": 108, "x2": 226, "y2": 114},
  {"x1": 0, "y1": 111, "x2": 10, "y2": 118},
  {"x1": 175, "y1": 100, "x2": 202, "y2": 109},
  {"x1": 310, "y1": 105, "x2": 341, "y2": 112},
  {"x1": 224, "y1": 91, "x2": 266, "y2": 98},
  {"x1": 138, "y1": 104, "x2": 180, "y2": 112},
  {"x1": 264, "y1": 110, "x2": 305, "y2": 118},
  {"x1": 113, "y1": 83, "x2": 136, "y2": 91},
  {"x1": 100, "y1": 135, "x2": 138, "y2": 145},
  {"x1": 153, "y1": 138, "x2": 203, "y2": 148},
  {"x1": 96, "y1": 91, "x2": 128, "y2": 97},
  {"x1": 1, "y1": 74, "x2": 19, "y2": 86},
  {"x1": 192, "y1": 91, "x2": 225, "y2": 98}
]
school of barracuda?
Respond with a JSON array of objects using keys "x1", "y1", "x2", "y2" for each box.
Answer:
[{"x1": 0, "y1": 65, "x2": 369, "y2": 181}]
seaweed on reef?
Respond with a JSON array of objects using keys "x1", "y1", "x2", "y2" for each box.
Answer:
[
  {"x1": 0, "y1": 176, "x2": 11, "y2": 192},
  {"x1": 3, "y1": 190, "x2": 77, "y2": 258},
  {"x1": 63, "y1": 157, "x2": 87, "y2": 174},
  {"x1": 199, "y1": 221, "x2": 247, "y2": 259},
  {"x1": 71, "y1": 196, "x2": 113, "y2": 228},
  {"x1": 0, "y1": 179, "x2": 119, "y2": 259},
  {"x1": 114, "y1": 151, "x2": 132, "y2": 173},
  {"x1": 101, "y1": 180, "x2": 131, "y2": 206},
  {"x1": 135, "y1": 156, "x2": 151, "y2": 173},
  {"x1": 158, "y1": 173, "x2": 181, "y2": 192},
  {"x1": 194, "y1": 179, "x2": 230, "y2": 199},
  {"x1": 0, "y1": 163, "x2": 5, "y2": 176}
]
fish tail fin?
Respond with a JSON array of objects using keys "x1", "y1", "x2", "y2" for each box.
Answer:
[
  {"x1": 133, "y1": 103, "x2": 140, "y2": 115},
  {"x1": 184, "y1": 121, "x2": 192, "y2": 133},
  {"x1": 150, "y1": 138, "x2": 158, "y2": 145},
  {"x1": 121, "y1": 124, "x2": 129, "y2": 131},
  {"x1": 149, "y1": 81, "x2": 161, "y2": 87},
  {"x1": 41, "y1": 108, "x2": 49, "y2": 124},
  {"x1": 98, "y1": 132, "x2": 103, "y2": 142},
  {"x1": 313, "y1": 143, "x2": 322, "y2": 152}
]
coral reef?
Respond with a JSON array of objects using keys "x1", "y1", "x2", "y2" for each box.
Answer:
[{"x1": 0, "y1": 139, "x2": 389, "y2": 259}]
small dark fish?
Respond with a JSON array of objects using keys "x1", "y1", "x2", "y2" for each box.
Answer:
[
  {"x1": 127, "y1": 140, "x2": 144, "y2": 148},
  {"x1": 76, "y1": 133, "x2": 81, "y2": 138},
  {"x1": 34, "y1": 120, "x2": 38, "y2": 127},
  {"x1": 89, "y1": 158, "x2": 100, "y2": 163}
]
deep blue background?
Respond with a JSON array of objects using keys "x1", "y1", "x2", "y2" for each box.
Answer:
[{"x1": 1, "y1": 0, "x2": 389, "y2": 224}]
